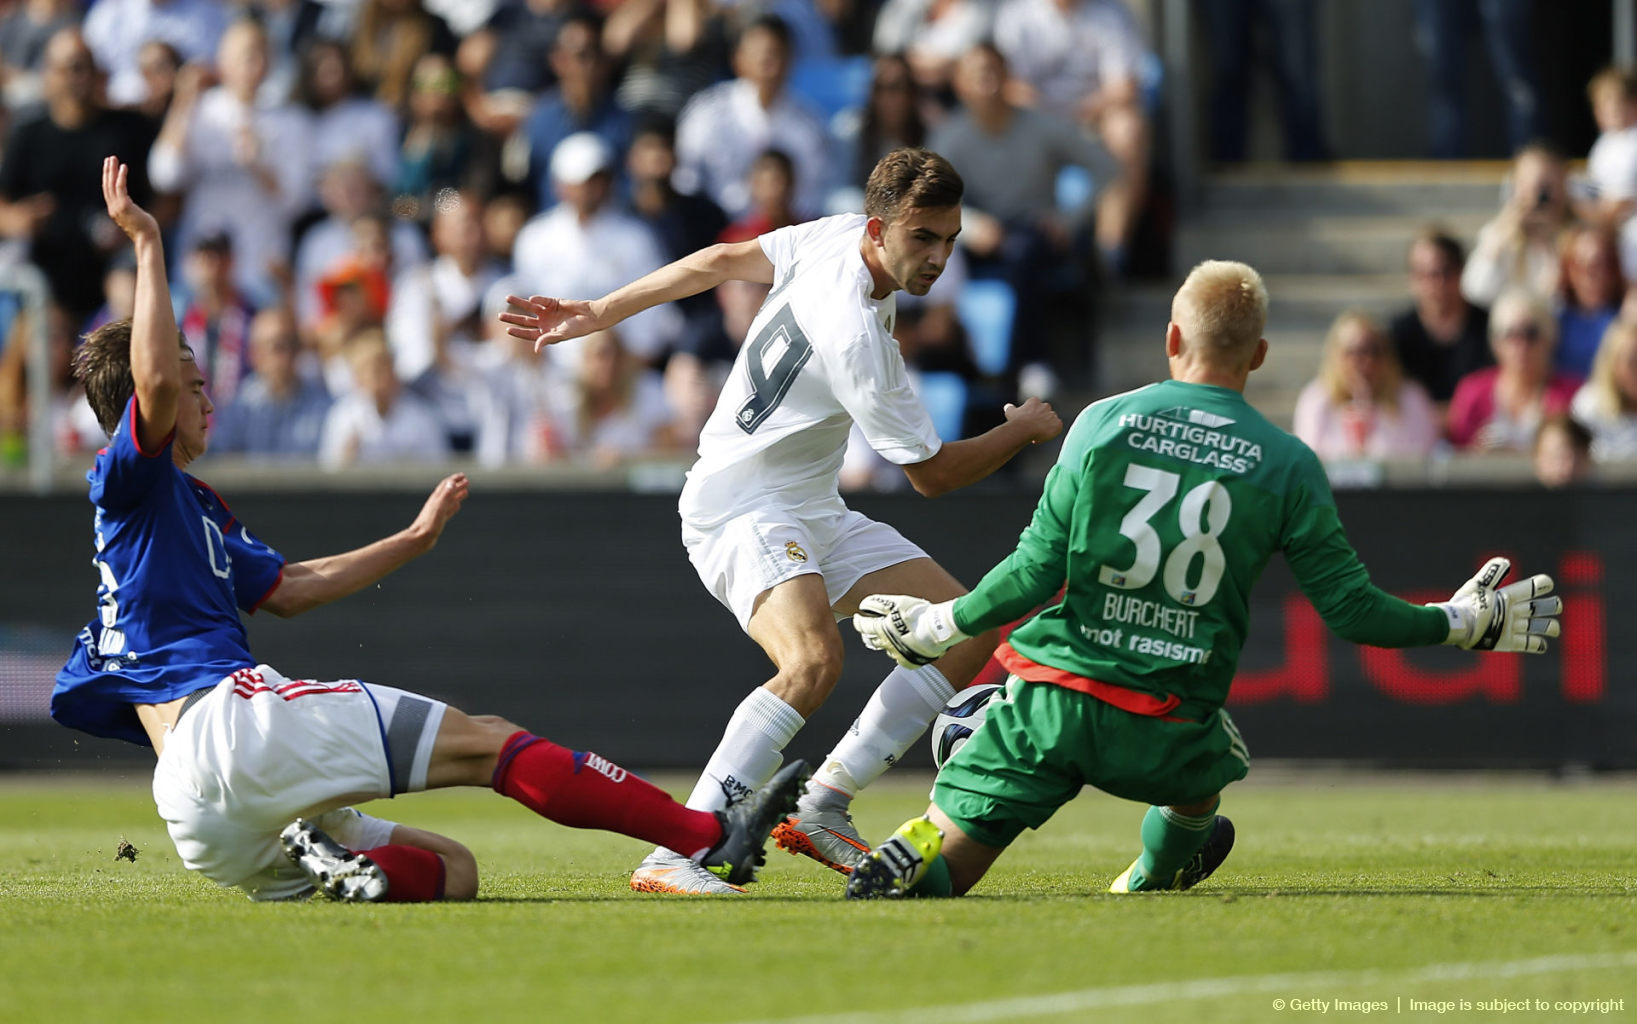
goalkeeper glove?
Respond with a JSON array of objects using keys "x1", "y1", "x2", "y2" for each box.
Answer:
[
  {"x1": 853, "y1": 595, "x2": 970, "y2": 668},
  {"x1": 1430, "y1": 557, "x2": 1562, "y2": 653}
]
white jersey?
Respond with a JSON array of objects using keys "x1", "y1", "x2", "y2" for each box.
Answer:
[{"x1": 679, "y1": 213, "x2": 942, "y2": 528}]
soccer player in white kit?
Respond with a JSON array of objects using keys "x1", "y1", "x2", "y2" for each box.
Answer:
[{"x1": 503, "y1": 148, "x2": 1063, "y2": 893}]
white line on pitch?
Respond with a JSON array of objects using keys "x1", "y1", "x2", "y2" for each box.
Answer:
[{"x1": 720, "y1": 951, "x2": 1637, "y2": 1024}]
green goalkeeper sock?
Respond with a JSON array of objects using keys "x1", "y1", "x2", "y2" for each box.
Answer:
[
  {"x1": 1130, "y1": 802, "x2": 1219, "y2": 891},
  {"x1": 906, "y1": 853, "x2": 954, "y2": 898}
]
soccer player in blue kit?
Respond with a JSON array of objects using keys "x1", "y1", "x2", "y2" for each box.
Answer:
[{"x1": 50, "y1": 157, "x2": 806, "y2": 902}]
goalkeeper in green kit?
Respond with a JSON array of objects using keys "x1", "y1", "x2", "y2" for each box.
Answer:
[{"x1": 845, "y1": 260, "x2": 1564, "y2": 900}]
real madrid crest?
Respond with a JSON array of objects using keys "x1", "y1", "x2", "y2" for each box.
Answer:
[{"x1": 785, "y1": 541, "x2": 808, "y2": 562}]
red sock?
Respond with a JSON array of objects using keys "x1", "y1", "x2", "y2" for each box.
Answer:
[
  {"x1": 359, "y1": 844, "x2": 446, "y2": 902},
  {"x1": 491, "y1": 731, "x2": 724, "y2": 858}
]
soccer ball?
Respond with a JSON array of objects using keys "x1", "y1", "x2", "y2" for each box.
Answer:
[{"x1": 931, "y1": 683, "x2": 1003, "y2": 770}]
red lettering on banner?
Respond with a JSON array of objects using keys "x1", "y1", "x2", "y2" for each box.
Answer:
[
  {"x1": 1358, "y1": 589, "x2": 1520, "y2": 704},
  {"x1": 1559, "y1": 551, "x2": 1604, "y2": 702},
  {"x1": 1230, "y1": 595, "x2": 1327, "y2": 704}
]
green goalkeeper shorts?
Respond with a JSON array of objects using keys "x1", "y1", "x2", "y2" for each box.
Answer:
[{"x1": 932, "y1": 676, "x2": 1251, "y2": 849}]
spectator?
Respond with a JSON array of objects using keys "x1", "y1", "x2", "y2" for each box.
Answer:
[
  {"x1": 522, "y1": 12, "x2": 633, "y2": 213},
  {"x1": 247, "y1": 0, "x2": 328, "y2": 108},
  {"x1": 0, "y1": 0, "x2": 81, "y2": 110},
  {"x1": 481, "y1": 190, "x2": 530, "y2": 271},
  {"x1": 928, "y1": 42, "x2": 1117, "y2": 385},
  {"x1": 149, "y1": 19, "x2": 313, "y2": 308},
  {"x1": 603, "y1": 0, "x2": 726, "y2": 120},
  {"x1": 318, "y1": 330, "x2": 450, "y2": 468},
  {"x1": 1580, "y1": 67, "x2": 1637, "y2": 233},
  {"x1": 293, "y1": 157, "x2": 428, "y2": 329},
  {"x1": 626, "y1": 118, "x2": 729, "y2": 363},
  {"x1": 211, "y1": 307, "x2": 333, "y2": 460},
  {"x1": 296, "y1": 38, "x2": 402, "y2": 194},
  {"x1": 348, "y1": 0, "x2": 457, "y2": 112},
  {"x1": 1412, "y1": 0, "x2": 1541, "y2": 160},
  {"x1": 1197, "y1": 0, "x2": 1327, "y2": 162},
  {"x1": 992, "y1": 0, "x2": 1149, "y2": 269},
  {"x1": 1294, "y1": 311, "x2": 1440, "y2": 462},
  {"x1": 870, "y1": 0, "x2": 993, "y2": 102},
  {"x1": 311, "y1": 214, "x2": 396, "y2": 389},
  {"x1": 473, "y1": 299, "x2": 559, "y2": 466},
  {"x1": 719, "y1": 148, "x2": 802, "y2": 242},
  {"x1": 88, "y1": 246, "x2": 139, "y2": 332},
  {"x1": 177, "y1": 231, "x2": 256, "y2": 407},
  {"x1": 1554, "y1": 224, "x2": 1623, "y2": 378},
  {"x1": 82, "y1": 0, "x2": 230, "y2": 109},
  {"x1": 674, "y1": 15, "x2": 831, "y2": 218},
  {"x1": 1461, "y1": 143, "x2": 1574, "y2": 308},
  {"x1": 130, "y1": 41, "x2": 183, "y2": 124},
  {"x1": 387, "y1": 188, "x2": 504, "y2": 385},
  {"x1": 512, "y1": 131, "x2": 679, "y2": 367},
  {"x1": 1388, "y1": 229, "x2": 1492, "y2": 409},
  {"x1": 456, "y1": 0, "x2": 584, "y2": 138},
  {"x1": 393, "y1": 52, "x2": 482, "y2": 221},
  {"x1": 1448, "y1": 289, "x2": 1580, "y2": 452},
  {"x1": 834, "y1": 53, "x2": 930, "y2": 197},
  {"x1": 552, "y1": 327, "x2": 681, "y2": 468},
  {"x1": 1568, "y1": 318, "x2": 1637, "y2": 461},
  {"x1": 1532, "y1": 413, "x2": 1593, "y2": 487},
  {"x1": 0, "y1": 29, "x2": 157, "y2": 323}
]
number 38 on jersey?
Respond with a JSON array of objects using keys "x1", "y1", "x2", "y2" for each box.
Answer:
[{"x1": 1097, "y1": 464, "x2": 1231, "y2": 607}]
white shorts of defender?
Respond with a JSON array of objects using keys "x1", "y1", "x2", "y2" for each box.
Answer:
[
  {"x1": 683, "y1": 503, "x2": 930, "y2": 631},
  {"x1": 151, "y1": 665, "x2": 448, "y2": 901}
]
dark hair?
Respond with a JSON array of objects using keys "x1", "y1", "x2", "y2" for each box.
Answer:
[
  {"x1": 737, "y1": 13, "x2": 791, "y2": 53},
  {"x1": 552, "y1": 11, "x2": 605, "y2": 51},
  {"x1": 752, "y1": 147, "x2": 795, "y2": 180},
  {"x1": 631, "y1": 113, "x2": 677, "y2": 148},
  {"x1": 863, "y1": 147, "x2": 963, "y2": 223},
  {"x1": 855, "y1": 53, "x2": 927, "y2": 188},
  {"x1": 73, "y1": 319, "x2": 191, "y2": 435},
  {"x1": 1410, "y1": 227, "x2": 1465, "y2": 270}
]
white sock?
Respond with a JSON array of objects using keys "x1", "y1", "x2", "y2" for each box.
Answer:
[
  {"x1": 682, "y1": 687, "x2": 806, "y2": 814},
  {"x1": 809, "y1": 665, "x2": 956, "y2": 804}
]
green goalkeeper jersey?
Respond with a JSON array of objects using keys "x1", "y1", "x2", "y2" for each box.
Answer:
[{"x1": 952, "y1": 379, "x2": 1449, "y2": 716}]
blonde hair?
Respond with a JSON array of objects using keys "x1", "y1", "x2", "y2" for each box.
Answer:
[
  {"x1": 1172, "y1": 260, "x2": 1268, "y2": 368},
  {"x1": 1317, "y1": 310, "x2": 1403, "y2": 411},
  {"x1": 1588, "y1": 66, "x2": 1637, "y2": 105},
  {"x1": 1582, "y1": 318, "x2": 1637, "y2": 417},
  {"x1": 1488, "y1": 288, "x2": 1558, "y2": 353}
]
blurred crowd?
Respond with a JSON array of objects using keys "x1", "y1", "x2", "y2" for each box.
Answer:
[
  {"x1": 0, "y1": 0, "x2": 1628, "y2": 492},
  {"x1": 0, "y1": 0, "x2": 1157, "y2": 476},
  {"x1": 1292, "y1": 67, "x2": 1637, "y2": 489}
]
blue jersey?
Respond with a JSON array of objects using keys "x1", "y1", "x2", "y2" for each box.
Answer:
[{"x1": 52, "y1": 397, "x2": 285, "y2": 745}]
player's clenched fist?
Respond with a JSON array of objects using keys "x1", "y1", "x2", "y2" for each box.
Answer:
[
  {"x1": 1004, "y1": 396, "x2": 1063, "y2": 444},
  {"x1": 853, "y1": 594, "x2": 969, "y2": 668},
  {"x1": 1430, "y1": 556, "x2": 1562, "y2": 653}
]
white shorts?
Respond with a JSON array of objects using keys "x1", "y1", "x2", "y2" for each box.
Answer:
[
  {"x1": 151, "y1": 665, "x2": 448, "y2": 901},
  {"x1": 682, "y1": 503, "x2": 929, "y2": 631}
]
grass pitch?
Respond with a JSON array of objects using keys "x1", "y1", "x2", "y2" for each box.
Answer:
[{"x1": 1, "y1": 771, "x2": 1633, "y2": 1024}]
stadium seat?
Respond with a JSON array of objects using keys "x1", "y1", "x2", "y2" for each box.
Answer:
[
  {"x1": 915, "y1": 371, "x2": 968, "y2": 441},
  {"x1": 788, "y1": 56, "x2": 873, "y2": 120},
  {"x1": 956, "y1": 279, "x2": 1017, "y2": 378}
]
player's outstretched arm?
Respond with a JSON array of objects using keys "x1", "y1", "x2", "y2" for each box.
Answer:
[
  {"x1": 901, "y1": 397, "x2": 1062, "y2": 498},
  {"x1": 103, "y1": 156, "x2": 180, "y2": 452},
  {"x1": 1431, "y1": 557, "x2": 1562, "y2": 653},
  {"x1": 259, "y1": 474, "x2": 470, "y2": 618},
  {"x1": 501, "y1": 239, "x2": 773, "y2": 353}
]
